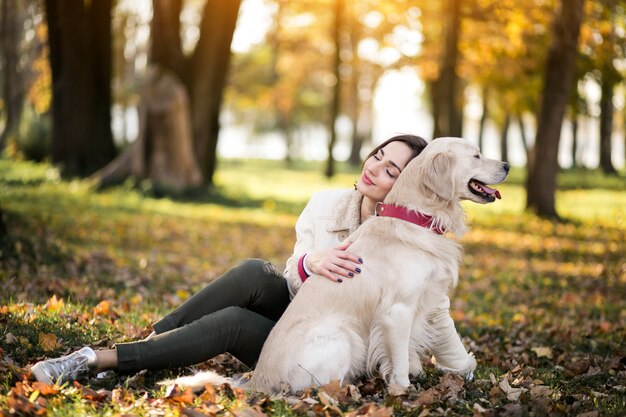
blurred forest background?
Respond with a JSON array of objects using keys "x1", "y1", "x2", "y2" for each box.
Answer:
[
  {"x1": 0, "y1": 0, "x2": 624, "y2": 219},
  {"x1": 1, "y1": 2, "x2": 626, "y2": 415}
]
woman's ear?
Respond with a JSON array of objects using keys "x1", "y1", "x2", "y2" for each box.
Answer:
[{"x1": 419, "y1": 151, "x2": 456, "y2": 202}]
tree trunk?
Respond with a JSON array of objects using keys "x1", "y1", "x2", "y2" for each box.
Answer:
[
  {"x1": 477, "y1": 86, "x2": 489, "y2": 153},
  {"x1": 599, "y1": 74, "x2": 617, "y2": 175},
  {"x1": 150, "y1": 0, "x2": 187, "y2": 79},
  {"x1": 190, "y1": 0, "x2": 242, "y2": 185},
  {"x1": 431, "y1": 0, "x2": 462, "y2": 138},
  {"x1": 93, "y1": 68, "x2": 202, "y2": 192},
  {"x1": 571, "y1": 116, "x2": 578, "y2": 169},
  {"x1": 0, "y1": 0, "x2": 24, "y2": 152},
  {"x1": 516, "y1": 112, "x2": 530, "y2": 160},
  {"x1": 94, "y1": 0, "x2": 241, "y2": 191},
  {"x1": 325, "y1": 0, "x2": 343, "y2": 178},
  {"x1": 348, "y1": 7, "x2": 363, "y2": 166},
  {"x1": 500, "y1": 114, "x2": 510, "y2": 164},
  {"x1": 44, "y1": 0, "x2": 116, "y2": 176},
  {"x1": 525, "y1": 0, "x2": 583, "y2": 219}
]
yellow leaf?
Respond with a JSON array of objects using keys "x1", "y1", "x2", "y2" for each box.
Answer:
[
  {"x1": 45, "y1": 295, "x2": 64, "y2": 312},
  {"x1": 176, "y1": 289, "x2": 190, "y2": 301},
  {"x1": 38, "y1": 333, "x2": 60, "y2": 352},
  {"x1": 531, "y1": 346, "x2": 553, "y2": 359},
  {"x1": 93, "y1": 300, "x2": 111, "y2": 316}
]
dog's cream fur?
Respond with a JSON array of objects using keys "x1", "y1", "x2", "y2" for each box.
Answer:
[{"x1": 166, "y1": 137, "x2": 509, "y2": 394}]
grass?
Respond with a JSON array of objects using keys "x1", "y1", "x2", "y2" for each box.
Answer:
[{"x1": 1, "y1": 157, "x2": 625, "y2": 416}]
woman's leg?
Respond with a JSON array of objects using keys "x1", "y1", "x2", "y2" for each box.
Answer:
[
  {"x1": 32, "y1": 306, "x2": 279, "y2": 383},
  {"x1": 115, "y1": 306, "x2": 277, "y2": 372},
  {"x1": 31, "y1": 259, "x2": 291, "y2": 384},
  {"x1": 153, "y1": 259, "x2": 289, "y2": 334}
]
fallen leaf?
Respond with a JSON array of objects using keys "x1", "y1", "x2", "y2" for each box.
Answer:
[
  {"x1": 416, "y1": 387, "x2": 440, "y2": 406},
  {"x1": 499, "y1": 378, "x2": 527, "y2": 401},
  {"x1": 73, "y1": 381, "x2": 108, "y2": 402},
  {"x1": 529, "y1": 385, "x2": 552, "y2": 399},
  {"x1": 93, "y1": 300, "x2": 111, "y2": 316},
  {"x1": 30, "y1": 382, "x2": 60, "y2": 396},
  {"x1": 5, "y1": 332, "x2": 17, "y2": 344},
  {"x1": 165, "y1": 385, "x2": 195, "y2": 405},
  {"x1": 440, "y1": 373, "x2": 465, "y2": 403},
  {"x1": 45, "y1": 295, "x2": 64, "y2": 312},
  {"x1": 345, "y1": 403, "x2": 393, "y2": 417},
  {"x1": 321, "y1": 379, "x2": 342, "y2": 396},
  {"x1": 38, "y1": 333, "x2": 60, "y2": 352},
  {"x1": 531, "y1": 346, "x2": 553, "y2": 359}
]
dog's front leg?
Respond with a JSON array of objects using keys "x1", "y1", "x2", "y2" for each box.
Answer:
[{"x1": 382, "y1": 303, "x2": 413, "y2": 396}]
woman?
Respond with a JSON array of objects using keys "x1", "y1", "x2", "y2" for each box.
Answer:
[{"x1": 31, "y1": 134, "x2": 474, "y2": 385}]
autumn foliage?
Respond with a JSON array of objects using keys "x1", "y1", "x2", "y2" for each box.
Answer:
[{"x1": 0, "y1": 160, "x2": 625, "y2": 416}]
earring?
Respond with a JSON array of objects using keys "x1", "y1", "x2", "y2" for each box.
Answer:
[{"x1": 353, "y1": 181, "x2": 357, "y2": 190}]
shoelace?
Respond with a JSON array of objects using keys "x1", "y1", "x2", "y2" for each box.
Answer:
[{"x1": 48, "y1": 352, "x2": 89, "y2": 380}]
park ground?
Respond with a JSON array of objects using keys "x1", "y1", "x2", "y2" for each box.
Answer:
[{"x1": 0, "y1": 159, "x2": 625, "y2": 416}]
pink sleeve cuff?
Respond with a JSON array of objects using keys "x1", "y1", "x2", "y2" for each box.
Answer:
[{"x1": 297, "y1": 254, "x2": 310, "y2": 282}]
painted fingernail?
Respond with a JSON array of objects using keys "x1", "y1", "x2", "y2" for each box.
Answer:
[
  {"x1": 348, "y1": 272, "x2": 354, "y2": 277},
  {"x1": 358, "y1": 258, "x2": 363, "y2": 263},
  {"x1": 355, "y1": 268, "x2": 361, "y2": 273},
  {"x1": 337, "y1": 278, "x2": 343, "y2": 283}
]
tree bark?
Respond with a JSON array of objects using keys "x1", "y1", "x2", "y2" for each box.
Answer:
[
  {"x1": 0, "y1": 0, "x2": 24, "y2": 152},
  {"x1": 93, "y1": 68, "x2": 202, "y2": 191},
  {"x1": 190, "y1": 0, "x2": 242, "y2": 184},
  {"x1": 325, "y1": 0, "x2": 343, "y2": 178},
  {"x1": 500, "y1": 114, "x2": 510, "y2": 164},
  {"x1": 44, "y1": 0, "x2": 116, "y2": 176},
  {"x1": 571, "y1": 116, "x2": 578, "y2": 169},
  {"x1": 477, "y1": 86, "x2": 489, "y2": 153},
  {"x1": 94, "y1": 0, "x2": 241, "y2": 190},
  {"x1": 150, "y1": 0, "x2": 187, "y2": 79},
  {"x1": 516, "y1": 112, "x2": 530, "y2": 160},
  {"x1": 348, "y1": 11, "x2": 363, "y2": 166},
  {"x1": 525, "y1": 0, "x2": 584, "y2": 218},
  {"x1": 599, "y1": 74, "x2": 617, "y2": 174},
  {"x1": 431, "y1": 0, "x2": 462, "y2": 138}
]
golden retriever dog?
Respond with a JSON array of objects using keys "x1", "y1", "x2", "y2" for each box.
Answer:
[{"x1": 167, "y1": 137, "x2": 509, "y2": 395}]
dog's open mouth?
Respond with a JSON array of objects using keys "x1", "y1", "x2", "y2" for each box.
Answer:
[{"x1": 468, "y1": 179, "x2": 501, "y2": 202}]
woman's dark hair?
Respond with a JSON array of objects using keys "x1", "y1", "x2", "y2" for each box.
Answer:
[{"x1": 364, "y1": 134, "x2": 428, "y2": 164}]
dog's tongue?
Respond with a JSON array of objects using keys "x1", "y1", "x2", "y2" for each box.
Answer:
[{"x1": 480, "y1": 183, "x2": 501, "y2": 199}]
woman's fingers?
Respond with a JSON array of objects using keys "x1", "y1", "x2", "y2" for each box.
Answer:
[
  {"x1": 334, "y1": 247, "x2": 363, "y2": 268},
  {"x1": 306, "y1": 245, "x2": 364, "y2": 283},
  {"x1": 335, "y1": 240, "x2": 352, "y2": 250}
]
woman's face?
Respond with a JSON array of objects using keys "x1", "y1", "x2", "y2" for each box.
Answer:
[{"x1": 356, "y1": 141, "x2": 414, "y2": 202}]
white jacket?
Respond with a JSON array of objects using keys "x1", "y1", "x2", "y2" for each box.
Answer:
[{"x1": 283, "y1": 188, "x2": 476, "y2": 372}]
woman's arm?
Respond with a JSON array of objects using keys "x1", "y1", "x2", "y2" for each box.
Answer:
[
  {"x1": 283, "y1": 192, "x2": 362, "y2": 297},
  {"x1": 283, "y1": 196, "x2": 318, "y2": 295}
]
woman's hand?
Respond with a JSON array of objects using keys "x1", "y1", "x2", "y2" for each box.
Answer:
[{"x1": 304, "y1": 241, "x2": 363, "y2": 283}]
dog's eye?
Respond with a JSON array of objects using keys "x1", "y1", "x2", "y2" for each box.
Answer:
[{"x1": 473, "y1": 154, "x2": 480, "y2": 159}]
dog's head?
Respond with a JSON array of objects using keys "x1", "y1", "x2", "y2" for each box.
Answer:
[
  {"x1": 386, "y1": 137, "x2": 509, "y2": 228},
  {"x1": 414, "y1": 137, "x2": 509, "y2": 204}
]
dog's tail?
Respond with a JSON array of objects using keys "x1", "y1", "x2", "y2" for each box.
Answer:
[{"x1": 159, "y1": 370, "x2": 242, "y2": 392}]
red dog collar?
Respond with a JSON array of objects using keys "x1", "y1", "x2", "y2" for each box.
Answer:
[{"x1": 375, "y1": 203, "x2": 445, "y2": 235}]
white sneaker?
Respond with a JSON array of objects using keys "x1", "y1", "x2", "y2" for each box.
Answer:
[{"x1": 31, "y1": 347, "x2": 97, "y2": 385}]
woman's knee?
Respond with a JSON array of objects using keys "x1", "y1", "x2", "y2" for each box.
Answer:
[
  {"x1": 233, "y1": 259, "x2": 283, "y2": 280},
  {"x1": 209, "y1": 305, "x2": 250, "y2": 325}
]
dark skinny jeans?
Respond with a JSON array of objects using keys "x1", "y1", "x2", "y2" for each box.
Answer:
[{"x1": 115, "y1": 259, "x2": 291, "y2": 372}]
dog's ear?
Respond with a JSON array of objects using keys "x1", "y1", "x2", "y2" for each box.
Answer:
[{"x1": 420, "y1": 151, "x2": 456, "y2": 202}]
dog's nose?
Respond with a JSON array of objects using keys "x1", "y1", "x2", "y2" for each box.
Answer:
[{"x1": 503, "y1": 162, "x2": 510, "y2": 173}]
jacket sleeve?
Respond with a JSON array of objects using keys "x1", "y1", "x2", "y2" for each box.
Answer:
[
  {"x1": 427, "y1": 294, "x2": 477, "y2": 375},
  {"x1": 283, "y1": 195, "x2": 317, "y2": 297}
]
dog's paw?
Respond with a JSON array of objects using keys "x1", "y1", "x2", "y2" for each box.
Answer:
[{"x1": 387, "y1": 382, "x2": 409, "y2": 397}]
